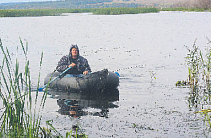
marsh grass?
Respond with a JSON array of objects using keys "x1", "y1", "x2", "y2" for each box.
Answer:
[
  {"x1": 0, "y1": 38, "x2": 87, "y2": 137},
  {"x1": 184, "y1": 39, "x2": 203, "y2": 85}
]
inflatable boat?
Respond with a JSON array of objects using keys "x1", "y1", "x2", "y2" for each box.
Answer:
[{"x1": 44, "y1": 69, "x2": 119, "y2": 93}]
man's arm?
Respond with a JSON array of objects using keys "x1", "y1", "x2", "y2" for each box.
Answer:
[{"x1": 56, "y1": 56, "x2": 69, "y2": 72}]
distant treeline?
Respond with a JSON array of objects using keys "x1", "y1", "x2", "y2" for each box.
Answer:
[
  {"x1": 0, "y1": 8, "x2": 159, "y2": 17},
  {"x1": 161, "y1": 7, "x2": 211, "y2": 12},
  {"x1": 0, "y1": 0, "x2": 152, "y2": 10},
  {"x1": 1, "y1": 0, "x2": 211, "y2": 10},
  {"x1": 0, "y1": 7, "x2": 210, "y2": 17}
]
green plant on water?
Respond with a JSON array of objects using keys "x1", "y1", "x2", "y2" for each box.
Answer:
[
  {"x1": 175, "y1": 80, "x2": 187, "y2": 86},
  {"x1": 181, "y1": 38, "x2": 211, "y2": 86},
  {"x1": 180, "y1": 38, "x2": 211, "y2": 128},
  {"x1": 201, "y1": 38, "x2": 211, "y2": 84},
  {"x1": 132, "y1": 123, "x2": 154, "y2": 131},
  {"x1": 194, "y1": 38, "x2": 211, "y2": 129},
  {"x1": 0, "y1": 38, "x2": 88, "y2": 138},
  {"x1": 184, "y1": 39, "x2": 203, "y2": 85},
  {"x1": 41, "y1": 120, "x2": 88, "y2": 138},
  {"x1": 149, "y1": 70, "x2": 156, "y2": 80}
]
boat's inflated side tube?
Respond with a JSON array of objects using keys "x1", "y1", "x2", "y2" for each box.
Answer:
[
  {"x1": 106, "y1": 71, "x2": 119, "y2": 89},
  {"x1": 44, "y1": 69, "x2": 119, "y2": 92}
]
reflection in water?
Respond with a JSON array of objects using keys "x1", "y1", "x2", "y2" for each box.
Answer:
[{"x1": 48, "y1": 89, "x2": 119, "y2": 118}]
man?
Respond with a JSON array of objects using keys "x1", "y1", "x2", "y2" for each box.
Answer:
[{"x1": 56, "y1": 44, "x2": 91, "y2": 76}]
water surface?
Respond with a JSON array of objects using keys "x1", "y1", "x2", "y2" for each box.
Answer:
[{"x1": 0, "y1": 11, "x2": 211, "y2": 137}]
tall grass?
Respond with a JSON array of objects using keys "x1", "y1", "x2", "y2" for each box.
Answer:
[
  {"x1": 0, "y1": 38, "x2": 47, "y2": 137},
  {"x1": 184, "y1": 38, "x2": 211, "y2": 86}
]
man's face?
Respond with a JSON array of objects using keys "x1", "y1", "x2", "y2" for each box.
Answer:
[{"x1": 71, "y1": 48, "x2": 78, "y2": 57}]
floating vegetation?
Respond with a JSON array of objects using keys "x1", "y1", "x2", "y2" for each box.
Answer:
[
  {"x1": 149, "y1": 70, "x2": 156, "y2": 80},
  {"x1": 175, "y1": 80, "x2": 188, "y2": 86},
  {"x1": 132, "y1": 123, "x2": 155, "y2": 131}
]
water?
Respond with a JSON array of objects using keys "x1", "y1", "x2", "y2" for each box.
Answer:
[{"x1": 0, "y1": 11, "x2": 211, "y2": 137}]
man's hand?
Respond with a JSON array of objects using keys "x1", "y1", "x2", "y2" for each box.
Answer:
[
  {"x1": 68, "y1": 63, "x2": 76, "y2": 67},
  {"x1": 83, "y1": 71, "x2": 89, "y2": 75}
]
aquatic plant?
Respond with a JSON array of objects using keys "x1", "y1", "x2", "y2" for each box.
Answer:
[
  {"x1": 180, "y1": 38, "x2": 211, "y2": 128},
  {"x1": 177, "y1": 38, "x2": 211, "y2": 87},
  {"x1": 184, "y1": 39, "x2": 203, "y2": 85},
  {"x1": 0, "y1": 38, "x2": 48, "y2": 137},
  {"x1": 149, "y1": 70, "x2": 156, "y2": 80}
]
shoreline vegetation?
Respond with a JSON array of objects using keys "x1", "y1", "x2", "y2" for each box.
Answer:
[{"x1": 0, "y1": 7, "x2": 210, "y2": 17}]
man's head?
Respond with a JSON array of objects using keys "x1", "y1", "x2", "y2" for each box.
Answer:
[{"x1": 69, "y1": 45, "x2": 79, "y2": 59}]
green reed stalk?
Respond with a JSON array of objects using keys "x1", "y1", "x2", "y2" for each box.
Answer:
[
  {"x1": 184, "y1": 38, "x2": 211, "y2": 129},
  {"x1": 0, "y1": 38, "x2": 47, "y2": 137},
  {"x1": 202, "y1": 38, "x2": 211, "y2": 84},
  {"x1": 183, "y1": 38, "x2": 211, "y2": 87},
  {"x1": 185, "y1": 39, "x2": 203, "y2": 85}
]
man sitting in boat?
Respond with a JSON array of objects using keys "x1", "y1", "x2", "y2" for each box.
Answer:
[{"x1": 56, "y1": 44, "x2": 91, "y2": 77}]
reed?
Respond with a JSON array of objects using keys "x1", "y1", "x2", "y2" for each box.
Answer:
[
  {"x1": 0, "y1": 38, "x2": 47, "y2": 137},
  {"x1": 177, "y1": 38, "x2": 211, "y2": 87},
  {"x1": 184, "y1": 39, "x2": 203, "y2": 85},
  {"x1": 180, "y1": 38, "x2": 211, "y2": 129}
]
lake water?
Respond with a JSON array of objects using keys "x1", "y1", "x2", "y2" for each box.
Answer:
[{"x1": 0, "y1": 11, "x2": 211, "y2": 137}]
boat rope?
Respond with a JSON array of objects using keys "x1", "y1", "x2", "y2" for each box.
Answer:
[{"x1": 113, "y1": 64, "x2": 144, "y2": 72}]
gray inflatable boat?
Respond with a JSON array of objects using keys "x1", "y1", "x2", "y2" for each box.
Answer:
[{"x1": 44, "y1": 69, "x2": 119, "y2": 93}]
